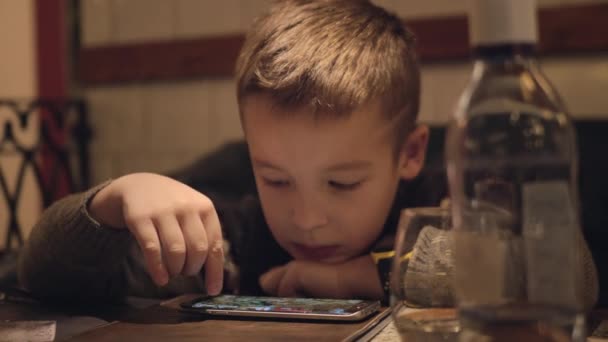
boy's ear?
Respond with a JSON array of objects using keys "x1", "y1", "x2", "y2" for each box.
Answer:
[{"x1": 398, "y1": 125, "x2": 429, "y2": 180}]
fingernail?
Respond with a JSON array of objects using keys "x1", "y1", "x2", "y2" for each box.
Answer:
[
  {"x1": 157, "y1": 268, "x2": 169, "y2": 286},
  {"x1": 208, "y1": 282, "x2": 222, "y2": 296}
]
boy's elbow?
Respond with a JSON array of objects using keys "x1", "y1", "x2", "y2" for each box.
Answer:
[
  {"x1": 17, "y1": 245, "x2": 47, "y2": 298},
  {"x1": 18, "y1": 251, "x2": 126, "y2": 305},
  {"x1": 18, "y1": 251, "x2": 73, "y2": 303}
]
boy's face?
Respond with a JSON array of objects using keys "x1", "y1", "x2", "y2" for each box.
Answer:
[{"x1": 242, "y1": 95, "x2": 428, "y2": 264}]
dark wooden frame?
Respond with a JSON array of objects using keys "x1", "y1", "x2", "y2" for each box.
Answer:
[
  {"x1": 0, "y1": 99, "x2": 91, "y2": 251},
  {"x1": 77, "y1": 3, "x2": 608, "y2": 85}
]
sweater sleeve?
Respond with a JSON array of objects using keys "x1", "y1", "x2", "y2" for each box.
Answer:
[
  {"x1": 18, "y1": 181, "x2": 244, "y2": 303},
  {"x1": 18, "y1": 182, "x2": 134, "y2": 303}
]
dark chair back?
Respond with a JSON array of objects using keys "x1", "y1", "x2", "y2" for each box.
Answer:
[{"x1": 0, "y1": 99, "x2": 91, "y2": 251}]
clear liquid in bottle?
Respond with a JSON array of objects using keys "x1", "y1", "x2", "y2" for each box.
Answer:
[{"x1": 445, "y1": 1, "x2": 586, "y2": 341}]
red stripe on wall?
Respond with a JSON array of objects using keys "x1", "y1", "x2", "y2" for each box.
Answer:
[
  {"x1": 34, "y1": 0, "x2": 70, "y2": 201},
  {"x1": 77, "y1": 3, "x2": 608, "y2": 85},
  {"x1": 35, "y1": 0, "x2": 67, "y2": 98}
]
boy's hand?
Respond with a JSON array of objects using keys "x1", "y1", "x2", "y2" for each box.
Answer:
[
  {"x1": 259, "y1": 260, "x2": 343, "y2": 298},
  {"x1": 89, "y1": 173, "x2": 224, "y2": 295},
  {"x1": 259, "y1": 255, "x2": 384, "y2": 299}
]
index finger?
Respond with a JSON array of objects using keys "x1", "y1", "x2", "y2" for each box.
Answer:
[{"x1": 200, "y1": 206, "x2": 224, "y2": 295}]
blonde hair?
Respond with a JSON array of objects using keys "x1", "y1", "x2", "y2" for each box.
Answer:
[{"x1": 236, "y1": 0, "x2": 420, "y2": 147}]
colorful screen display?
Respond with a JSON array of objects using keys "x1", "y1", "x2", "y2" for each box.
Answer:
[{"x1": 185, "y1": 295, "x2": 366, "y2": 315}]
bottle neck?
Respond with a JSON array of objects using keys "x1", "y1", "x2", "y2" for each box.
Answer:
[
  {"x1": 473, "y1": 43, "x2": 535, "y2": 60},
  {"x1": 464, "y1": 41, "x2": 567, "y2": 118},
  {"x1": 471, "y1": 43, "x2": 538, "y2": 74}
]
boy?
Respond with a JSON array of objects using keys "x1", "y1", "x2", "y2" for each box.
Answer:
[{"x1": 18, "y1": 0, "x2": 597, "y2": 306}]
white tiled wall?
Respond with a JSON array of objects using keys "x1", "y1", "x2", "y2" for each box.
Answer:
[
  {"x1": 81, "y1": 0, "x2": 113, "y2": 46},
  {"x1": 542, "y1": 56, "x2": 608, "y2": 118},
  {"x1": 240, "y1": 0, "x2": 274, "y2": 27},
  {"x1": 207, "y1": 79, "x2": 243, "y2": 146},
  {"x1": 81, "y1": 0, "x2": 271, "y2": 46},
  {"x1": 0, "y1": 0, "x2": 36, "y2": 97},
  {"x1": 418, "y1": 56, "x2": 608, "y2": 124},
  {"x1": 419, "y1": 63, "x2": 472, "y2": 124},
  {"x1": 0, "y1": 0, "x2": 41, "y2": 248},
  {"x1": 80, "y1": 0, "x2": 608, "y2": 184},
  {"x1": 373, "y1": 0, "x2": 606, "y2": 19},
  {"x1": 111, "y1": 0, "x2": 176, "y2": 43},
  {"x1": 85, "y1": 80, "x2": 220, "y2": 181},
  {"x1": 175, "y1": 0, "x2": 242, "y2": 37}
]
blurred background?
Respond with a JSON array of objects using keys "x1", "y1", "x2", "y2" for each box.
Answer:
[{"x1": 1, "y1": 0, "x2": 607, "y2": 250}]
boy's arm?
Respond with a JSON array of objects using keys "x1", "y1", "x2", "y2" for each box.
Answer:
[
  {"x1": 18, "y1": 182, "x2": 134, "y2": 303},
  {"x1": 18, "y1": 178, "x2": 221, "y2": 303},
  {"x1": 259, "y1": 255, "x2": 384, "y2": 300},
  {"x1": 339, "y1": 254, "x2": 385, "y2": 299}
]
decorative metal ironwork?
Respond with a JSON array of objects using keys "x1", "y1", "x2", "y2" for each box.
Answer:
[{"x1": 0, "y1": 99, "x2": 91, "y2": 251}]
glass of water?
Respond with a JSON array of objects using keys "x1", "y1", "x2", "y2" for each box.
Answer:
[{"x1": 390, "y1": 207, "x2": 460, "y2": 341}]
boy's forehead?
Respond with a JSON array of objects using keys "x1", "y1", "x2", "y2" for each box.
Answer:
[
  {"x1": 240, "y1": 94, "x2": 386, "y2": 125},
  {"x1": 241, "y1": 94, "x2": 396, "y2": 150}
]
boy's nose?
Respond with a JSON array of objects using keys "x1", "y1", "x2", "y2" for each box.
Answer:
[{"x1": 291, "y1": 201, "x2": 328, "y2": 231}]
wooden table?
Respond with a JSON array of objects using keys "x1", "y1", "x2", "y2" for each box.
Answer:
[
  {"x1": 2, "y1": 292, "x2": 606, "y2": 341},
  {"x1": 0, "y1": 293, "x2": 391, "y2": 341}
]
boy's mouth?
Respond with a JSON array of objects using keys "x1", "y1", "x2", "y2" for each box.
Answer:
[{"x1": 292, "y1": 243, "x2": 339, "y2": 261}]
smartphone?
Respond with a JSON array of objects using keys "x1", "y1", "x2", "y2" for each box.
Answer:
[{"x1": 180, "y1": 295, "x2": 381, "y2": 321}]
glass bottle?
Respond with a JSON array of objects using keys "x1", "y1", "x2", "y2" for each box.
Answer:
[{"x1": 445, "y1": 0, "x2": 586, "y2": 340}]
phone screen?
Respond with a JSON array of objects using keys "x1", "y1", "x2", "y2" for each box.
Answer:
[{"x1": 181, "y1": 295, "x2": 377, "y2": 317}]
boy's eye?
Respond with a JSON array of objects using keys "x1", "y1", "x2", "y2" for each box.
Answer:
[
  {"x1": 262, "y1": 178, "x2": 290, "y2": 188},
  {"x1": 328, "y1": 180, "x2": 362, "y2": 191}
]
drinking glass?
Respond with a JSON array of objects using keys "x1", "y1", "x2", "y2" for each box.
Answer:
[{"x1": 390, "y1": 207, "x2": 460, "y2": 341}]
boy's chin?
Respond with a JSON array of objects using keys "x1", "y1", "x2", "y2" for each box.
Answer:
[{"x1": 289, "y1": 247, "x2": 355, "y2": 264}]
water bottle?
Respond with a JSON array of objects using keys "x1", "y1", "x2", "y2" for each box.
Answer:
[{"x1": 445, "y1": 0, "x2": 586, "y2": 340}]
